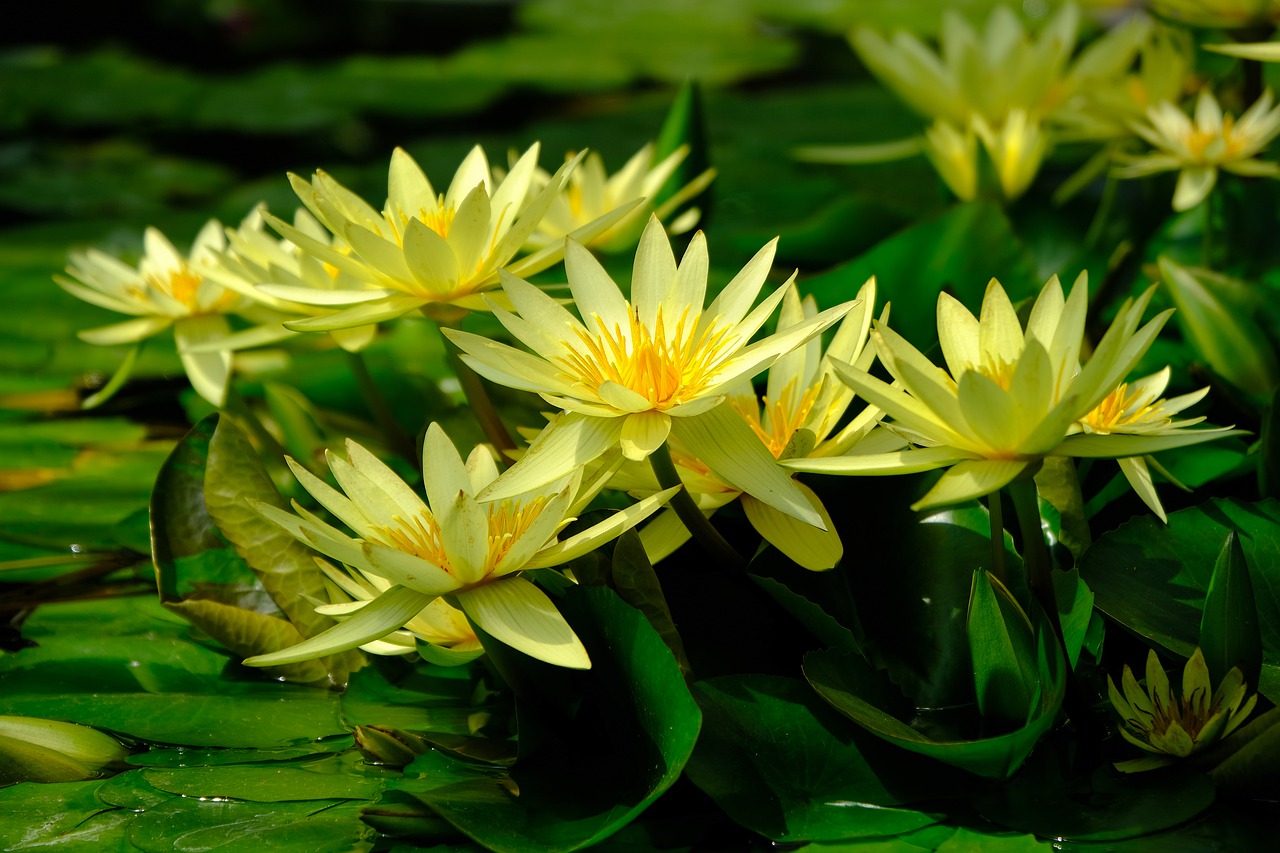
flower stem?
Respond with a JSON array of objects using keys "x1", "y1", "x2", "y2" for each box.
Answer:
[
  {"x1": 648, "y1": 441, "x2": 746, "y2": 571},
  {"x1": 1006, "y1": 477, "x2": 1061, "y2": 644},
  {"x1": 441, "y1": 335, "x2": 517, "y2": 467},
  {"x1": 345, "y1": 350, "x2": 418, "y2": 464},
  {"x1": 987, "y1": 489, "x2": 1007, "y2": 587}
]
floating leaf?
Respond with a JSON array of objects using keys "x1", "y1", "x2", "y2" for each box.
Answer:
[{"x1": 685, "y1": 675, "x2": 942, "y2": 842}]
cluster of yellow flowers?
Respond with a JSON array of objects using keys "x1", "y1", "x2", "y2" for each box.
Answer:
[
  {"x1": 53, "y1": 136, "x2": 1236, "y2": 671},
  {"x1": 813, "y1": 2, "x2": 1280, "y2": 210}
]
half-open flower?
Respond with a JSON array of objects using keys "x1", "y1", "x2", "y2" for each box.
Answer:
[
  {"x1": 1109, "y1": 647, "x2": 1257, "y2": 772},
  {"x1": 262, "y1": 144, "x2": 637, "y2": 332},
  {"x1": 785, "y1": 274, "x2": 1239, "y2": 510},
  {"x1": 55, "y1": 220, "x2": 262, "y2": 407},
  {"x1": 204, "y1": 206, "x2": 385, "y2": 353},
  {"x1": 525, "y1": 143, "x2": 715, "y2": 254},
  {"x1": 243, "y1": 424, "x2": 678, "y2": 670},
  {"x1": 1077, "y1": 367, "x2": 1231, "y2": 521},
  {"x1": 443, "y1": 216, "x2": 857, "y2": 529}
]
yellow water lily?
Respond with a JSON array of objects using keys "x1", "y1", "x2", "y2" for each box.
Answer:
[
  {"x1": 1079, "y1": 367, "x2": 1231, "y2": 521},
  {"x1": 785, "y1": 274, "x2": 1238, "y2": 510},
  {"x1": 261, "y1": 144, "x2": 636, "y2": 331},
  {"x1": 1109, "y1": 647, "x2": 1256, "y2": 772},
  {"x1": 204, "y1": 206, "x2": 383, "y2": 353},
  {"x1": 525, "y1": 143, "x2": 715, "y2": 254},
  {"x1": 443, "y1": 216, "x2": 857, "y2": 529},
  {"x1": 1117, "y1": 89, "x2": 1280, "y2": 210},
  {"x1": 55, "y1": 219, "x2": 268, "y2": 407},
  {"x1": 620, "y1": 279, "x2": 895, "y2": 570},
  {"x1": 244, "y1": 424, "x2": 678, "y2": 670},
  {"x1": 310, "y1": 557, "x2": 480, "y2": 660},
  {"x1": 850, "y1": 4, "x2": 1150, "y2": 127}
]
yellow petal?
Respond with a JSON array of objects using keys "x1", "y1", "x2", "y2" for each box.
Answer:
[
  {"x1": 456, "y1": 577, "x2": 590, "y2": 669},
  {"x1": 742, "y1": 482, "x2": 842, "y2": 571}
]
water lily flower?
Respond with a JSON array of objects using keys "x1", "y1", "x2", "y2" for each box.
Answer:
[
  {"x1": 1109, "y1": 647, "x2": 1257, "y2": 772},
  {"x1": 1117, "y1": 89, "x2": 1280, "y2": 210},
  {"x1": 819, "y1": 5, "x2": 1150, "y2": 202},
  {"x1": 261, "y1": 144, "x2": 637, "y2": 331},
  {"x1": 443, "y1": 216, "x2": 857, "y2": 529},
  {"x1": 55, "y1": 219, "x2": 270, "y2": 407},
  {"x1": 204, "y1": 206, "x2": 383, "y2": 353},
  {"x1": 619, "y1": 279, "x2": 895, "y2": 570},
  {"x1": 524, "y1": 143, "x2": 716, "y2": 254},
  {"x1": 1078, "y1": 367, "x2": 1231, "y2": 521},
  {"x1": 244, "y1": 424, "x2": 678, "y2": 670},
  {"x1": 850, "y1": 4, "x2": 1150, "y2": 128},
  {"x1": 310, "y1": 557, "x2": 480, "y2": 661},
  {"x1": 785, "y1": 274, "x2": 1240, "y2": 511}
]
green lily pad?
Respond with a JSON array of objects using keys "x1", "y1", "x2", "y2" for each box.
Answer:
[
  {"x1": 975, "y1": 763, "x2": 1216, "y2": 842},
  {"x1": 0, "y1": 780, "x2": 133, "y2": 852},
  {"x1": 685, "y1": 674, "x2": 941, "y2": 842}
]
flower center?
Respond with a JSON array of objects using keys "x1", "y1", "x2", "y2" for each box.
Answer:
[
  {"x1": 486, "y1": 495, "x2": 550, "y2": 571},
  {"x1": 143, "y1": 265, "x2": 236, "y2": 314},
  {"x1": 731, "y1": 379, "x2": 820, "y2": 458},
  {"x1": 1081, "y1": 382, "x2": 1157, "y2": 433},
  {"x1": 1187, "y1": 115, "x2": 1243, "y2": 164},
  {"x1": 558, "y1": 306, "x2": 735, "y2": 411},
  {"x1": 978, "y1": 352, "x2": 1018, "y2": 391},
  {"x1": 376, "y1": 511, "x2": 453, "y2": 573}
]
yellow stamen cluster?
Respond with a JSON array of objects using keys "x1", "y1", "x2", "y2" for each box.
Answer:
[
  {"x1": 377, "y1": 512, "x2": 453, "y2": 574},
  {"x1": 1082, "y1": 382, "x2": 1156, "y2": 434},
  {"x1": 733, "y1": 380, "x2": 820, "y2": 458},
  {"x1": 559, "y1": 307, "x2": 735, "y2": 410},
  {"x1": 392, "y1": 195, "x2": 456, "y2": 241},
  {"x1": 486, "y1": 496, "x2": 549, "y2": 570}
]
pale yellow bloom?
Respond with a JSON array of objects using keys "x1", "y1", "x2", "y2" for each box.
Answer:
[
  {"x1": 785, "y1": 275, "x2": 1239, "y2": 510},
  {"x1": 1117, "y1": 89, "x2": 1280, "y2": 210},
  {"x1": 849, "y1": 4, "x2": 1149, "y2": 127},
  {"x1": 55, "y1": 219, "x2": 269, "y2": 407},
  {"x1": 262, "y1": 144, "x2": 635, "y2": 332},
  {"x1": 1109, "y1": 647, "x2": 1256, "y2": 772},
  {"x1": 444, "y1": 216, "x2": 856, "y2": 529},
  {"x1": 244, "y1": 425, "x2": 677, "y2": 670},
  {"x1": 205, "y1": 206, "x2": 382, "y2": 353},
  {"x1": 525, "y1": 143, "x2": 715, "y2": 254},
  {"x1": 310, "y1": 558, "x2": 480, "y2": 660},
  {"x1": 1078, "y1": 367, "x2": 1230, "y2": 521},
  {"x1": 618, "y1": 279, "x2": 895, "y2": 570}
]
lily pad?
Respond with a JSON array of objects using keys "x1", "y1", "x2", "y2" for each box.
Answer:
[{"x1": 685, "y1": 674, "x2": 941, "y2": 842}]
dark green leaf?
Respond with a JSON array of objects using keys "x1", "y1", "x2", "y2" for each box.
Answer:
[
  {"x1": 967, "y1": 571, "x2": 1036, "y2": 729},
  {"x1": 685, "y1": 675, "x2": 940, "y2": 842},
  {"x1": 1200, "y1": 531, "x2": 1263, "y2": 689}
]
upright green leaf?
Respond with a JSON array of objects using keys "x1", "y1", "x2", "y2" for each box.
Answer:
[
  {"x1": 967, "y1": 571, "x2": 1036, "y2": 729},
  {"x1": 1200, "y1": 531, "x2": 1263, "y2": 690}
]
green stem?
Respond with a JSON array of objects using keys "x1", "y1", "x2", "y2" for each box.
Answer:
[
  {"x1": 1083, "y1": 170, "x2": 1118, "y2": 250},
  {"x1": 443, "y1": 339, "x2": 518, "y2": 466},
  {"x1": 1006, "y1": 477, "x2": 1061, "y2": 645},
  {"x1": 345, "y1": 350, "x2": 418, "y2": 464},
  {"x1": 648, "y1": 441, "x2": 745, "y2": 571},
  {"x1": 987, "y1": 489, "x2": 1007, "y2": 587}
]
